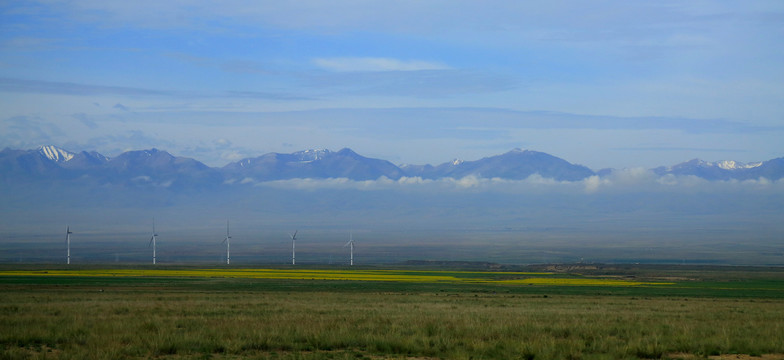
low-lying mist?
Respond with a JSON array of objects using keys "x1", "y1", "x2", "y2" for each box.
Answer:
[{"x1": 1, "y1": 172, "x2": 782, "y2": 266}]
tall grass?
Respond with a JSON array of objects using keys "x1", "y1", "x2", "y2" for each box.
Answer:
[{"x1": 2, "y1": 287, "x2": 783, "y2": 359}]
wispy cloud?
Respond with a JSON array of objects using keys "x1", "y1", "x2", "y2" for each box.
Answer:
[
  {"x1": 0, "y1": 77, "x2": 167, "y2": 97},
  {"x1": 164, "y1": 52, "x2": 273, "y2": 75},
  {"x1": 0, "y1": 115, "x2": 60, "y2": 147},
  {"x1": 248, "y1": 107, "x2": 777, "y2": 135},
  {"x1": 0, "y1": 78, "x2": 315, "y2": 101},
  {"x1": 612, "y1": 147, "x2": 751, "y2": 153},
  {"x1": 1, "y1": 36, "x2": 59, "y2": 50},
  {"x1": 225, "y1": 90, "x2": 315, "y2": 101},
  {"x1": 313, "y1": 57, "x2": 450, "y2": 72},
  {"x1": 306, "y1": 70, "x2": 517, "y2": 97},
  {"x1": 64, "y1": 130, "x2": 177, "y2": 156},
  {"x1": 71, "y1": 113, "x2": 100, "y2": 129}
]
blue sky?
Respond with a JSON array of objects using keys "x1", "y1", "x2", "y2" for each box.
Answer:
[{"x1": 1, "y1": 1, "x2": 783, "y2": 169}]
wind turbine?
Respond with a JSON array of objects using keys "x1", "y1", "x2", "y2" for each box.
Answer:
[
  {"x1": 290, "y1": 230, "x2": 298, "y2": 265},
  {"x1": 148, "y1": 219, "x2": 158, "y2": 265},
  {"x1": 65, "y1": 226, "x2": 72, "y2": 265},
  {"x1": 221, "y1": 220, "x2": 231, "y2": 264},
  {"x1": 344, "y1": 232, "x2": 355, "y2": 266}
]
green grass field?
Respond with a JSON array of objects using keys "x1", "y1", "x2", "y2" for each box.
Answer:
[{"x1": 1, "y1": 265, "x2": 783, "y2": 359}]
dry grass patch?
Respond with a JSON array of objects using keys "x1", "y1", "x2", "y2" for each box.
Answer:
[
  {"x1": 2, "y1": 287, "x2": 783, "y2": 359},
  {"x1": 668, "y1": 353, "x2": 784, "y2": 360}
]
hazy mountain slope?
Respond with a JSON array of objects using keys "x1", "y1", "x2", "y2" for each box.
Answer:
[
  {"x1": 102, "y1": 149, "x2": 223, "y2": 189},
  {"x1": 223, "y1": 148, "x2": 405, "y2": 181},
  {"x1": 0, "y1": 147, "x2": 67, "y2": 181},
  {"x1": 3, "y1": 146, "x2": 783, "y2": 186},
  {"x1": 653, "y1": 157, "x2": 784, "y2": 181},
  {"x1": 403, "y1": 149, "x2": 595, "y2": 181}
]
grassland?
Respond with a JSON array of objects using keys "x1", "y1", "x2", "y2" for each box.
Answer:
[{"x1": 1, "y1": 265, "x2": 783, "y2": 359}]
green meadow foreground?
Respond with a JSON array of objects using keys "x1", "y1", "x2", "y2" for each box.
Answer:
[{"x1": 1, "y1": 266, "x2": 783, "y2": 359}]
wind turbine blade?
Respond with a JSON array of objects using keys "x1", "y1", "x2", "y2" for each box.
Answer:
[
  {"x1": 149, "y1": 236, "x2": 154, "y2": 247},
  {"x1": 345, "y1": 231, "x2": 354, "y2": 247}
]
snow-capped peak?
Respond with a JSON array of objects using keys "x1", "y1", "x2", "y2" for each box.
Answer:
[
  {"x1": 715, "y1": 160, "x2": 762, "y2": 170},
  {"x1": 669, "y1": 158, "x2": 764, "y2": 171},
  {"x1": 295, "y1": 149, "x2": 330, "y2": 161},
  {"x1": 452, "y1": 159, "x2": 464, "y2": 166},
  {"x1": 39, "y1": 145, "x2": 74, "y2": 162}
]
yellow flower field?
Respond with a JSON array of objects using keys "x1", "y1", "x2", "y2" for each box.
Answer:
[
  {"x1": 0, "y1": 268, "x2": 673, "y2": 287},
  {"x1": 495, "y1": 277, "x2": 672, "y2": 286}
]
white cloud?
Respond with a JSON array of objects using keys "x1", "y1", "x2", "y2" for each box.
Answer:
[
  {"x1": 246, "y1": 172, "x2": 784, "y2": 195},
  {"x1": 220, "y1": 151, "x2": 244, "y2": 162},
  {"x1": 583, "y1": 175, "x2": 605, "y2": 194},
  {"x1": 313, "y1": 57, "x2": 450, "y2": 72},
  {"x1": 253, "y1": 174, "x2": 580, "y2": 193}
]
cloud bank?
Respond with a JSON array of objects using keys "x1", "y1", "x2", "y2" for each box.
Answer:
[{"x1": 239, "y1": 170, "x2": 784, "y2": 195}]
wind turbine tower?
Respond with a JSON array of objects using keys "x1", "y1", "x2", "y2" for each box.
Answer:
[
  {"x1": 344, "y1": 232, "x2": 355, "y2": 266},
  {"x1": 290, "y1": 230, "x2": 298, "y2": 265},
  {"x1": 148, "y1": 219, "x2": 158, "y2": 265},
  {"x1": 222, "y1": 220, "x2": 232, "y2": 264},
  {"x1": 66, "y1": 226, "x2": 72, "y2": 265}
]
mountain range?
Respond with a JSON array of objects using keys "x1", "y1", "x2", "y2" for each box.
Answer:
[
  {"x1": 652, "y1": 158, "x2": 784, "y2": 181},
  {"x1": 1, "y1": 145, "x2": 783, "y2": 190},
  {"x1": 2, "y1": 145, "x2": 783, "y2": 266}
]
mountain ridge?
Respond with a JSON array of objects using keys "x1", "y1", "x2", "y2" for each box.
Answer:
[
  {"x1": 222, "y1": 147, "x2": 405, "y2": 181},
  {"x1": 401, "y1": 148, "x2": 595, "y2": 181},
  {"x1": 1, "y1": 146, "x2": 783, "y2": 187},
  {"x1": 652, "y1": 157, "x2": 784, "y2": 181}
]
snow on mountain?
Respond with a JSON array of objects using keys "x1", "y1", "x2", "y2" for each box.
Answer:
[
  {"x1": 0, "y1": 147, "x2": 64, "y2": 180},
  {"x1": 659, "y1": 159, "x2": 764, "y2": 172},
  {"x1": 654, "y1": 157, "x2": 783, "y2": 180},
  {"x1": 38, "y1": 145, "x2": 74, "y2": 162},
  {"x1": 293, "y1": 149, "x2": 330, "y2": 162},
  {"x1": 715, "y1": 160, "x2": 762, "y2": 170}
]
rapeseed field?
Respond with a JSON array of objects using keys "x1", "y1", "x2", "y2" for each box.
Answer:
[{"x1": 0, "y1": 268, "x2": 671, "y2": 286}]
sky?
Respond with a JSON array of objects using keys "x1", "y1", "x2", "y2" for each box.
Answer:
[{"x1": 1, "y1": 1, "x2": 783, "y2": 169}]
